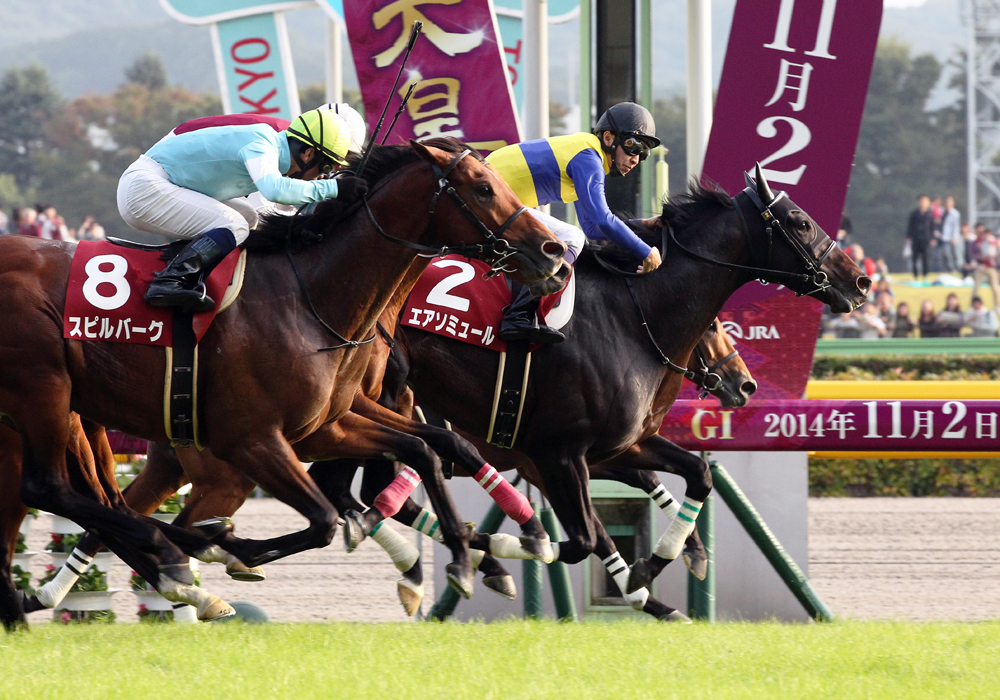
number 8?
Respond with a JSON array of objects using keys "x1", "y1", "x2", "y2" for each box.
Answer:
[{"x1": 82, "y1": 254, "x2": 131, "y2": 311}]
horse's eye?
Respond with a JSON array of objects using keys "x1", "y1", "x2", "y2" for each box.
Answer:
[{"x1": 476, "y1": 183, "x2": 494, "y2": 199}]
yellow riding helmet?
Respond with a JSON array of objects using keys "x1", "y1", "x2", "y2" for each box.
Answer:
[{"x1": 286, "y1": 109, "x2": 351, "y2": 166}]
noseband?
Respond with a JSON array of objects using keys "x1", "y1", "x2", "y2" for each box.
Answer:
[
  {"x1": 364, "y1": 148, "x2": 527, "y2": 277},
  {"x1": 689, "y1": 341, "x2": 738, "y2": 399}
]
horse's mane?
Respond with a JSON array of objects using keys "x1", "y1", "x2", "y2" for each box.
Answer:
[
  {"x1": 247, "y1": 137, "x2": 477, "y2": 253},
  {"x1": 576, "y1": 181, "x2": 734, "y2": 272}
]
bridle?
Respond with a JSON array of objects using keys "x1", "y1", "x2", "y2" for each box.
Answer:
[
  {"x1": 363, "y1": 148, "x2": 527, "y2": 277},
  {"x1": 288, "y1": 147, "x2": 529, "y2": 352},
  {"x1": 689, "y1": 339, "x2": 737, "y2": 399},
  {"x1": 667, "y1": 179, "x2": 836, "y2": 299}
]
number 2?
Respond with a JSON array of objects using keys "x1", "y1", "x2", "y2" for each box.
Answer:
[
  {"x1": 757, "y1": 116, "x2": 812, "y2": 186},
  {"x1": 426, "y1": 260, "x2": 476, "y2": 312}
]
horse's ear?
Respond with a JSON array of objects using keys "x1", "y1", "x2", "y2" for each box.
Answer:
[
  {"x1": 744, "y1": 170, "x2": 755, "y2": 189},
  {"x1": 409, "y1": 139, "x2": 450, "y2": 168},
  {"x1": 754, "y1": 162, "x2": 775, "y2": 205}
]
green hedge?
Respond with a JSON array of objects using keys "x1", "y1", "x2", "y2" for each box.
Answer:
[
  {"x1": 809, "y1": 458, "x2": 1000, "y2": 497},
  {"x1": 811, "y1": 355, "x2": 1000, "y2": 381}
]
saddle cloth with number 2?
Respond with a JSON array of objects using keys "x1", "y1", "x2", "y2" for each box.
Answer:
[
  {"x1": 62, "y1": 240, "x2": 243, "y2": 347},
  {"x1": 401, "y1": 255, "x2": 572, "y2": 353}
]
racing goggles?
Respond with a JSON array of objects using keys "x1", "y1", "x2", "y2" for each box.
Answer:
[{"x1": 619, "y1": 135, "x2": 651, "y2": 161}]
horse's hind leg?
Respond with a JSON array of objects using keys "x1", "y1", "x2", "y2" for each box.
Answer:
[
  {"x1": 590, "y1": 462, "x2": 707, "y2": 581},
  {"x1": 0, "y1": 425, "x2": 27, "y2": 631}
]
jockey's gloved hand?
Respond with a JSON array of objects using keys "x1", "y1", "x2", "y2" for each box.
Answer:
[{"x1": 336, "y1": 176, "x2": 369, "y2": 203}]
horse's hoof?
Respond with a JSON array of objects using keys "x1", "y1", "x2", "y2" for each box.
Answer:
[
  {"x1": 192, "y1": 517, "x2": 235, "y2": 541},
  {"x1": 683, "y1": 548, "x2": 708, "y2": 581},
  {"x1": 658, "y1": 609, "x2": 692, "y2": 624},
  {"x1": 483, "y1": 574, "x2": 517, "y2": 600},
  {"x1": 397, "y1": 577, "x2": 424, "y2": 616},
  {"x1": 198, "y1": 596, "x2": 237, "y2": 622},
  {"x1": 519, "y1": 535, "x2": 555, "y2": 563},
  {"x1": 226, "y1": 563, "x2": 266, "y2": 582},
  {"x1": 342, "y1": 509, "x2": 368, "y2": 553},
  {"x1": 445, "y1": 563, "x2": 474, "y2": 600},
  {"x1": 18, "y1": 591, "x2": 47, "y2": 613},
  {"x1": 626, "y1": 558, "x2": 655, "y2": 594}
]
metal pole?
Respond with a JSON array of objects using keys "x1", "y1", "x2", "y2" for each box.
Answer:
[
  {"x1": 580, "y1": 0, "x2": 592, "y2": 133},
  {"x1": 710, "y1": 463, "x2": 835, "y2": 622},
  {"x1": 686, "y1": 494, "x2": 715, "y2": 621},
  {"x1": 523, "y1": 0, "x2": 550, "y2": 141},
  {"x1": 428, "y1": 477, "x2": 519, "y2": 621},
  {"x1": 686, "y1": 0, "x2": 712, "y2": 180},
  {"x1": 325, "y1": 17, "x2": 343, "y2": 105},
  {"x1": 540, "y1": 508, "x2": 577, "y2": 621},
  {"x1": 639, "y1": 0, "x2": 654, "y2": 217},
  {"x1": 966, "y1": 0, "x2": 977, "y2": 228},
  {"x1": 523, "y1": 500, "x2": 545, "y2": 619}
]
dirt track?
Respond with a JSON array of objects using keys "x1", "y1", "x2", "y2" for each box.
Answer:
[{"x1": 20, "y1": 497, "x2": 1000, "y2": 622}]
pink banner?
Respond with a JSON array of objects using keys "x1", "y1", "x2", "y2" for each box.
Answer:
[
  {"x1": 343, "y1": 0, "x2": 521, "y2": 154},
  {"x1": 662, "y1": 400, "x2": 1000, "y2": 452},
  {"x1": 681, "y1": 0, "x2": 883, "y2": 403}
]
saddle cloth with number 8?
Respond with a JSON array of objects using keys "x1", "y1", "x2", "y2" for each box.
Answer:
[{"x1": 62, "y1": 240, "x2": 244, "y2": 347}]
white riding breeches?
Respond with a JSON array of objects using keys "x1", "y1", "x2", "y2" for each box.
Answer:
[
  {"x1": 117, "y1": 155, "x2": 257, "y2": 244},
  {"x1": 527, "y1": 208, "x2": 586, "y2": 264}
]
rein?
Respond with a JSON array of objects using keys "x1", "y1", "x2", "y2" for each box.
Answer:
[{"x1": 364, "y1": 149, "x2": 528, "y2": 277}]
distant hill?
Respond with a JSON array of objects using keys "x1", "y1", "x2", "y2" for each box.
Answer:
[{"x1": 0, "y1": 0, "x2": 967, "y2": 104}]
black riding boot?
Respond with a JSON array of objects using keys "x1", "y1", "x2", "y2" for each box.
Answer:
[
  {"x1": 499, "y1": 280, "x2": 565, "y2": 344},
  {"x1": 145, "y1": 234, "x2": 228, "y2": 313}
]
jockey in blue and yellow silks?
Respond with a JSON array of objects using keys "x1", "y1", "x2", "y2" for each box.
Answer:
[{"x1": 486, "y1": 102, "x2": 662, "y2": 343}]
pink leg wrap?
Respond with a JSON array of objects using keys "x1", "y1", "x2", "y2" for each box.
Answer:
[
  {"x1": 374, "y1": 466, "x2": 421, "y2": 518},
  {"x1": 474, "y1": 464, "x2": 535, "y2": 524}
]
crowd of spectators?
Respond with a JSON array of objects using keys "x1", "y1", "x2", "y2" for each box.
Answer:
[
  {"x1": 823, "y1": 195, "x2": 1000, "y2": 339},
  {"x1": 0, "y1": 202, "x2": 105, "y2": 243}
]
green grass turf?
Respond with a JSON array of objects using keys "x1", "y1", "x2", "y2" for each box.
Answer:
[{"x1": 2, "y1": 620, "x2": 999, "y2": 699}]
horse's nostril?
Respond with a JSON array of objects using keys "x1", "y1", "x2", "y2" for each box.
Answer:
[
  {"x1": 542, "y1": 240, "x2": 566, "y2": 258},
  {"x1": 857, "y1": 276, "x2": 873, "y2": 295},
  {"x1": 742, "y1": 381, "x2": 757, "y2": 396}
]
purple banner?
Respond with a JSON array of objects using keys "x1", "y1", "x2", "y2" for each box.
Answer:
[
  {"x1": 344, "y1": 0, "x2": 521, "y2": 154},
  {"x1": 662, "y1": 400, "x2": 1000, "y2": 452},
  {"x1": 684, "y1": 0, "x2": 883, "y2": 403}
]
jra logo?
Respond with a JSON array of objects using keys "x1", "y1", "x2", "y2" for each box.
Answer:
[{"x1": 721, "y1": 322, "x2": 781, "y2": 341}]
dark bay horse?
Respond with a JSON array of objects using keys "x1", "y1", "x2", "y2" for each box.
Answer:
[
  {"x1": 0, "y1": 138, "x2": 566, "y2": 618},
  {"x1": 348, "y1": 171, "x2": 871, "y2": 619}
]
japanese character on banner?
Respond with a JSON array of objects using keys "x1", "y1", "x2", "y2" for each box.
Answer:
[
  {"x1": 373, "y1": 0, "x2": 485, "y2": 68},
  {"x1": 764, "y1": 59, "x2": 813, "y2": 112}
]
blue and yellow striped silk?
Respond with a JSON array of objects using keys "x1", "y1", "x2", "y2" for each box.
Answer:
[{"x1": 486, "y1": 133, "x2": 611, "y2": 208}]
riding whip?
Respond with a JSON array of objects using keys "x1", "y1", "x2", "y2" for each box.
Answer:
[
  {"x1": 357, "y1": 20, "x2": 423, "y2": 175},
  {"x1": 381, "y1": 81, "x2": 417, "y2": 145}
]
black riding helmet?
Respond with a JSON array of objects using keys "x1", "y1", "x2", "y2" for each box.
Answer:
[{"x1": 594, "y1": 102, "x2": 660, "y2": 174}]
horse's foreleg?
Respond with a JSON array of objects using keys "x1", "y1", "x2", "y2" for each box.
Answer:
[
  {"x1": 524, "y1": 453, "x2": 598, "y2": 565},
  {"x1": 591, "y1": 519, "x2": 690, "y2": 622},
  {"x1": 594, "y1": 436, "x2": 711, "y2": 593},
  {"x1": 349, "y1": 395, "x2": 551, "y2": 560},
  {"x1": 590, "y1": 460, "x2": 707, "y2": 581}
]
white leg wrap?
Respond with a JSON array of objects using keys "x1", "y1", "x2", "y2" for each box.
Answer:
[
  {"x1": 550, "y1": 542, "x2": 560, "y2": 561},
  {"x1": 603, "y1": 552, "x2": 648, "y2": 611},
  {"x1": 35, "y1": 548, "x2": 93, "y2": 608},
  {"x1": 488, "y1": 533, "x2": 538, "y2": 560},
  {"x1": 412, "y1": 509, "x2": 445, "y2": 543},
  {"x1": 370, "y1": 522, "x2": 420, "y2": 572},
  {"x1": 653, "y1": 497, "x2": 703, "y2": 560},
  {"x1": 649, "y1": 484, "x2": 680, "y2": 518},
  {"x1": 194, "y1": 544, "x2": 229, "y2": 564},
  {"x1": 157, "y1": 576, "x2": 232, "y2": 620},
  {"x1": 470, "y1": 548, "x2": 485, "y2": 568},
  {"x1": 172, "y1": 603, "x2": 198, "y2": 624}
]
